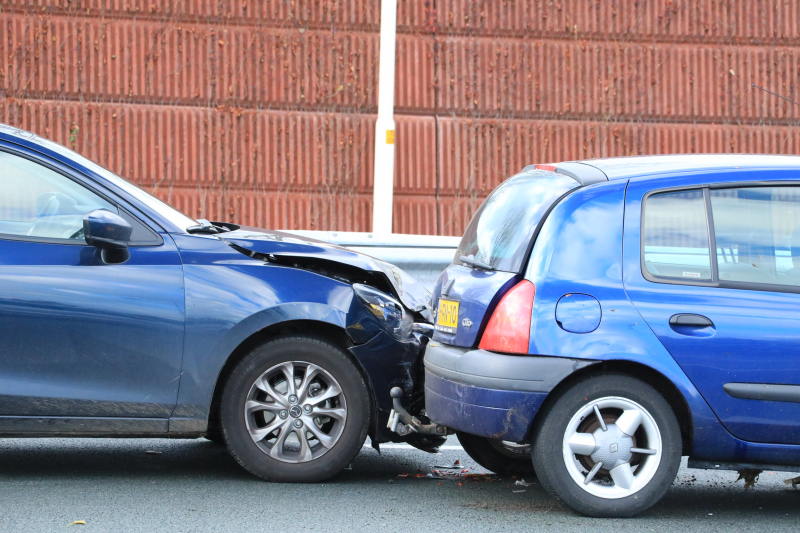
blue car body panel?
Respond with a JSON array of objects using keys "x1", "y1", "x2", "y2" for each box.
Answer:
[
  {"x1": 0, "y1": 126, "x2": 430, "y2": 442},
  {"x1": 431, "y1": 265, "x2": 518, "y2": 347},
  {"x1": 623, "y1": 170, "x2": 800, "y2": 447},
  {"x1": 0, "y1": 237, "x2": 185, "y2": 420},
  {"x1": 424, "y1": 371, "x2": 547, "y2": 442},
  {"x1": 431, "y1": 170, "x2": 579, "y2": 349},
  {"x1": 169, "y1": 233, "x2": 356, "y2": 431},
  {"x1": 425, "y1": 157, "x2": 800, "y2": 468}
]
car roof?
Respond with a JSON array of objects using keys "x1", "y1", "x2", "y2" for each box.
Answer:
[{"x1": 577, "y1": 154, "x2": 800, "y2": 181}]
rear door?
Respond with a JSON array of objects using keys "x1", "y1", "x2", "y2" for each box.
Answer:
[
  {"x1": 433, "y1": 170, "x2": 579, "y2": 347},
  {"x1": 623, "y1": 172, "x2": 800, "y2": 445}
]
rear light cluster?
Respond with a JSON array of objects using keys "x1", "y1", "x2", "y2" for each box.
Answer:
[{"x1": 478, "y1": 280, "x2": 536, "y2": 354}]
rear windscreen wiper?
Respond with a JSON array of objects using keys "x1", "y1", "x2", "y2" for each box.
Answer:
[{"x1": 459, "y1": 255, "x2": 494, "y2": 271}]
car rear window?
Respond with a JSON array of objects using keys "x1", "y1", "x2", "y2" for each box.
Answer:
[{"x1": 455, "y1": 171, "x2": 579, "y2": 273}]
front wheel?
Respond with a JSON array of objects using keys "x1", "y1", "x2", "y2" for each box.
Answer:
[
  {"x1": 220, "y1": 336, "x2": 370, "y2": 482},
  {"x1": 457, "y1": 432, "x2": 536, "y2": 478},
  {"x1": 532, "y1": 373, "x2": 681, "y2": 517}
]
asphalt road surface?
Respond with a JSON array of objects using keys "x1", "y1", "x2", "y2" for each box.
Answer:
[{"x1": 0, "y1": 436, "x2": 798, "y2": 532}]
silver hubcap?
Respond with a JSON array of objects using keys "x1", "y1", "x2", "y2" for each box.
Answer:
[
  {"x1": 245, "y1": 361, "x2": 347, "y2": 464},
  {"x1": 562, "y1": 397, "x2": 662, "y2": 499}
]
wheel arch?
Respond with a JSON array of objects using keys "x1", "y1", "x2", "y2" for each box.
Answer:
[
  {"x1": 527, "y1": 359, "x2": 694, "y2": 456},
  {"x1": 205, "y1": 319, "x2": 375, "y2": 437}
]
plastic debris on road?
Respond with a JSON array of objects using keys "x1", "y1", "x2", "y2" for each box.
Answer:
[
  {"x1": 515, "y1": 479, "x2": 533, "y2": 487},
  {"x1": 433, "y1": 459, "x2": 461, "y2": 469},
  {"x1": 392, "y1": 459, "x2": 500, "y2": 485},
  {"x1": 783, "y1": 475, "x2": 800, "y2": 489},
  {"x1": 67, "y1": 520, "x2": 86, "y2": 526}
]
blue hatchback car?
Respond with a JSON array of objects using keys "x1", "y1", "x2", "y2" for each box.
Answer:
[
  {"x1": 423, "y1": 155, "x2": 800, "y2": 516},
  {"x1": 0, "y1": 123, "x2": 440, "y2": 482}
]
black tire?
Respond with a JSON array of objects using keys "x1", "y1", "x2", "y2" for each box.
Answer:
[
  {"x1": 204, "y1": 430, "x2": 225, "y2": 445},
  {"x1": 532, "y1": 373, "x2": 682, "y2": 518},
  {"x1": 220, "y1": 336, "x2": 370, "y2": 482},
  {"x1": 457, "y1": 432, "x2": 536, "y2": 478}
]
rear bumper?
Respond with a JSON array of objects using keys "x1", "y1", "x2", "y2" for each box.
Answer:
[{"x1": 423, "y1": 343, "x2": 598, "y2": 441}]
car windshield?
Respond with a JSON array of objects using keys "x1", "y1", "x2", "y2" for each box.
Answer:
[
  {"x1": 455, "y1": 171, "x2": 579, "y2": 273},
  {"x1": 32, "y1": 136, "x2": 198, "y2": 232}
]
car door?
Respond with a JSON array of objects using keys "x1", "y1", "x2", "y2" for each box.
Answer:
[
  {"x1": 623, "y1": 172, "x2": 800, "y2": 446},
  {"x1": 0, "y1": 147, "x2": 185, "y2": 424}
]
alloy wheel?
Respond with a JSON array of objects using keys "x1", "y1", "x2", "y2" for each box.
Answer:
[{"x1": 245, "y1": 361, "x2": 347, "y2": 463}]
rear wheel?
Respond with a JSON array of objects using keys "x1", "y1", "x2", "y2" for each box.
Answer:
[
  {"x1": 532, "y1": 373, "x2": 681, "y2": 517},
  {"x1": 220, "y1": 336, "x2": 370, "y2": 482},
  {"x1": 457, "y1": 432, "x2": 536, "y2": 477}
]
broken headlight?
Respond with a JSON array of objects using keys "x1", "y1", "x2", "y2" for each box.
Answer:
[{"x1": 352, "y1": 283, "x2": 412, "y2": 340}]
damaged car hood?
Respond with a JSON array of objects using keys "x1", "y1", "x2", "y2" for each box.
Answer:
[{"x1": 219, "y1": 228, "x2": 432, "y2": 317}]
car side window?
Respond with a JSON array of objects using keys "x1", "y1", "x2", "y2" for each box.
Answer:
[
  {"x1": 0, "y1": 151, "x2": 118, "y2": 241},
  {"x1": 710, "y1": 186, "x2": 800, "y2": 287},
  {"x1": 643, "y1": 189, "x2": 712, "y2": 281}
]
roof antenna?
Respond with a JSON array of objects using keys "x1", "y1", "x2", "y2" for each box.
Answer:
[{"x1": 752, "y1": 84, "x2": 800, "y2": 107}]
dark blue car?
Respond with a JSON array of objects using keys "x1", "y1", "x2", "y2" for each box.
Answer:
[
  {"x1": 0, "y1": 123, "x2": 440, "y2": 482},
  {"x1": 421, "y1": 155, "x2": 800, "y2": 516}
]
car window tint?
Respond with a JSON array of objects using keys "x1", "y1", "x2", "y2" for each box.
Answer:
[
  {"x1": 0, "y1": 152, "x2": 118, "y2": 240},
  {"x1": 710, "y1": 187, "x2": 800, "y2": 286},
  {"x1": 643, "y1": 189, "x2": 711, "y2": 280}
]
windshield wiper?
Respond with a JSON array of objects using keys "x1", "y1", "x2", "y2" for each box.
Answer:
[
  {"x1": 459, "y1": 255, "x2": 494, "y2": 271},
  {"x1": 187, "y1": 219, "x2": 230, "y2": 235}
]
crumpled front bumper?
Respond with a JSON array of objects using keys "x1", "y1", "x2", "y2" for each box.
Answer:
[
  {"x1": 424, "y1": 342, "x2": 599, "y2": 442},
  {"x1": 349, "y1": 330, "x2": 428, "y2": 444}
]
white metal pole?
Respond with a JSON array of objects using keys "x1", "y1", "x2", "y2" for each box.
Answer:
[{"x1": 372, "y1": 0, "x2": 397, "y2": 234}]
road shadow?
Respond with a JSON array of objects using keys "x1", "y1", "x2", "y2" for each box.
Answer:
[
  {"x1": 0, "y1": 438, "x2": 251, "y2": 481},
  {"x1": 1, "y1": 438, "x2": 798, "y2": 524},
  {"x1": 0, "y1": 438, "x2": 466, "y2": 483}
]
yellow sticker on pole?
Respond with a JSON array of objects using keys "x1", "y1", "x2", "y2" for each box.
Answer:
[{"x1": 386, "y1": 130, "x2": 395, "y2": 144}]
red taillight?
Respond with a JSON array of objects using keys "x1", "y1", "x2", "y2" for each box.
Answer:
[
  {"x1": 534, "y1": 164, "x2": 557, "y2": 172},
  {"x1": 478, "y1": 280, "x2": 536, "y2": 354}
]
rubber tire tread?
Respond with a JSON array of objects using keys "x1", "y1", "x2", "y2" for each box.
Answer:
[
  {"x1": 532, "y1": 373, "x2": 682, "y2": 517},
  {"x1": 457, "y1": 432, "x2": 536, "y2": 478},
  {"x1": 220, "y1": 336, "x2": 370, "y2": 482},
  {"x1": 204, "y1": 430, "x2": 225, "y2": 445}
]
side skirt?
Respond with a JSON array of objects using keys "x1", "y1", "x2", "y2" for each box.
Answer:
[
  {"x1": 0, "y1": 416, "x2": 169, "y2": 437},
  {"x1": 689, "y1": 459, "x2": 800, "y2": 472}
]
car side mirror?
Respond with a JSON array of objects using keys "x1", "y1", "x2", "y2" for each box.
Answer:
[{"x1": 83, "y1": 209, "x2": 133, "y2": 264}]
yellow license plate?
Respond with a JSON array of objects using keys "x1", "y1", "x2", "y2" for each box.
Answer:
[{"x1": 436, "y1": 298, "x2": 460, "y2": 334}]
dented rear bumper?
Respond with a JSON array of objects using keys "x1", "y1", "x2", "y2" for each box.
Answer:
[{"x1": 423, "y1": 343, "x2": 599, "y2": 441}]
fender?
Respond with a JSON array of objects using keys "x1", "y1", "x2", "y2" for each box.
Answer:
[{"x1": 169, "y1": 234, "x2": 364, "y2": 434}]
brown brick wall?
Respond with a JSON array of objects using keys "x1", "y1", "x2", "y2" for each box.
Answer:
[{"x1": 2, "y1": 1, "x2": 799, "y2": 235}]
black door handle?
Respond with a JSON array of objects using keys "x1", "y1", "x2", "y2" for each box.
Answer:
[{"x1": 669, "y1": 314, "x2": 714, "y2": 327}]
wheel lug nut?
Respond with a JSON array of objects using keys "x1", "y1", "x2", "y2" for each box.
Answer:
[
  {"x1": 279, "y1": 410, "x2": 288, "y2": 419},
  {"x1": 303, "y1": 404, "x2": 312, "y2": 414},
  {"x1": 293, "y1": 419, "x2": 303, "y2": 428},
  {"x1": 288, "y1": 395, "x2": 298, "y2": 404}
]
